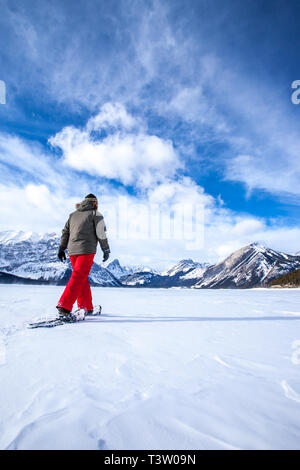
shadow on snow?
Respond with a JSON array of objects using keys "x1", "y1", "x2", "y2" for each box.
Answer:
[{"x1": 83, "y1": 314, "x2": 300, "y2": 324}]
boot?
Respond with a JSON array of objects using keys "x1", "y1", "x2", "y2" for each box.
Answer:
[
  {"x1": 56, "y1": 306, "x2": 74, "y2": 322},
  {"x1": 85, "y1": 305, "x2": 102, "y2": 316},
  {"x1": 56, "y1": 306, "x2": 71, "y2": 317}
]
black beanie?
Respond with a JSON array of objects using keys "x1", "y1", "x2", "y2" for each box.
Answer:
[{"x1": 85, "y1": 193, "x2": 97, "y2": 199}]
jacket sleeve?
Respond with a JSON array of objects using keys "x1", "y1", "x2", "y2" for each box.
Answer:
[
  {"x1": 59, "y1": 217, "x2": 70, "y2": 251},
  {"x1": 94, "y1": 212, "x2": 110, "y2": 253}
]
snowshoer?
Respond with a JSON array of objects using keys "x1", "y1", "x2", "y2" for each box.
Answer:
[{"x1": 56, "y1": 194, "x2": 110, "y2": 320}]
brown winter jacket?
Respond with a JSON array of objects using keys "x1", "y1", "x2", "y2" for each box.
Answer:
[{"x1": 59, "y1": 198, "x2": 110, "y2": 256}]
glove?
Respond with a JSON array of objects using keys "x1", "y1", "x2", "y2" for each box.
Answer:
[
  {"x1": 58, "y1": 248, "x2": 66, "y2": 262},
  {"x1": 103, "y1": 250, "x2": 110, "y2": 262}
]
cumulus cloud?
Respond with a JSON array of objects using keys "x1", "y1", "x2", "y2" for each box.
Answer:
[
  {"x1": 0, "y1": 183, "x2": 76, "y2": 232},
  {"x1": 86, "y1": 102, "x2": 140, "y2": 132},
  {"x1": 49, "y1": 103, "x2": 182, "y2": 188}
]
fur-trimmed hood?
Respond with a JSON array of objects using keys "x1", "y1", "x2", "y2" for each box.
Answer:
[{"x1": 76, "y1": 198, "x2": 97, "y2": 212}]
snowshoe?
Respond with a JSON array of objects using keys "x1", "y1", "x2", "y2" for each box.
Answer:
[
  {"x1": 59, "y1": 308, "x2": 86, "y2": 323},
  {"x1": 28, "y1": 308, "x2": 86, "y2": 329},
  {"x1": 28, "y1": 318, "x2": 64, "y2": 329},
  {"x1": 85, "y1": 305, "x2": 102, "y2": 316}
]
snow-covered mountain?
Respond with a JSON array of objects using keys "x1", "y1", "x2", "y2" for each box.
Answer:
[
  {"x1": 106, "y1": 259, "x2": 129, "y2": 279},
  {"x1": 194, "y1": 243, "x2": 300, "y2": 288},
  {"x1": 161, "y1": 259, "x2": 210, "y2": 282},
  {"x1": 121, "y1": 271, "x2": 158, "y2": 286},
  {"x1": 106, "y1": 259, "x2": 155, "y2": 281},
  {"x1": 0, "y1": 232, "x2": 210, "y2": 288},
  {"x1": 0, "y1": 230, "x2": 50, "y2": 245},
  {"x1": 0, "y1": 231, "x2": 121, "y2": 287},
  {"x1": 121, "y1": 259, "x2": 210, "y2": 288},
  {"x1": 121, "y1": 245, "x2": 300, "y2": 288},
  {"x1": 1, "y1": 231, "x2": 299, "y2": 289}
]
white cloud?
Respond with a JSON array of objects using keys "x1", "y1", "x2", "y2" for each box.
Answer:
[
  {"x1": 226, "y1": 151, "x2": 300, "y2": 201},
  {"x1": 0, "y1": 115, "x2": 299, "y2": 269},
  {"x1": 0, "y1": 132, "x2": 100, "y2": 197},
  {"x1": 0, "y1": 183, "x2": 76, "y2": 233},
  {"x1": 1, "y1": 0, "x2": 300, "y2": 269},
  {"x1": 86, "y1": 102, "x2": 140, "y2": 132},
  {"x1": 213, "y1": 67, "x2": 300, "y2": 201},
  {"x1": 0, "y1": 133, "x2": 54, "y2": 185},
  {"x1": 147, "y1": 177, "x2": 214, "y2": 210},
  {"x1": 3, "y1": 1, "x2": 168, "y2": 110},
  {"x1": 0, "y1": 163, "x2": 299, "y2": 268},
  {"x1": 49, "y1": 103, "x2": 182, "y2": 188},
  {"x1": 4, "y1": 0, "x2": 300, "y2": 205}
]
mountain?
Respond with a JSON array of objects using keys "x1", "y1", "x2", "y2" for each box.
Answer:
[
  {"x1": 106, "y1": 259, "x2": 128, "y2": 279},
  {"x1": 161, "y1": 259, "x2": 210, "y2": 284},
  {"x1": 121, "y1": 259, "x2": 210, "y2": 288},
  {"x1": 0, "y1": 231, "x2": 121, "y2": 287},
  {"x1": 121, "y1": 271, "x2": 159, "y2": 286},
  {"x1": 269, "y1": 268, "x2": 300, "y2": 288},
  {"x1": 0, "y1": 271, "x2": 49, "y2": 285},
  {"x1": 1, "y1": 231, "x2": 299, "y2": 289},
  {"x1": 89, "y1": 262, "x2": 122, "y2": 286},
  {"x1": 161, "y1": 259, "x2": 209, "y2": 277},
  {"x1": 121, "y1": 244, "x2": 300, "y2": 289},
  {"x1": 106, "y1": 258, "x2": 156, "y2": 281},
  {"x1": 193, "y1": 243, "x2": 300, "y2": 289},
  {"x1": 108, "y1": 259, "x2": 160, "y2": 286}
]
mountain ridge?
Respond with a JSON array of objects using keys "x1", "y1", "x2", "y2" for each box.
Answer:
[
  {"x1": 193, "y1": 243, "x2": 300, "y2": 288},
  {"x1": 0, "y1": 231, "x2": 121, "y2": 287},
  {"x1": 0, "y1": 231, "x2": 299, "y2": 288}
]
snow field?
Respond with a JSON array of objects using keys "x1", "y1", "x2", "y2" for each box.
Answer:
[{"x1": 0, "y1": 285, "x2": 300, "y2": 449}]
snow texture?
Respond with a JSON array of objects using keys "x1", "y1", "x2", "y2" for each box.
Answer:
[{"x1": 0, "y1": 285, "x2": 300, "y2": 450}]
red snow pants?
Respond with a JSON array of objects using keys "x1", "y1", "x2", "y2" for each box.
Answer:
[{"x1": 57, "y1": 254, "x2": 95, "y2": 312}]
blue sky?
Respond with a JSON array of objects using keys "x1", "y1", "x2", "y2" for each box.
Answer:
[{"x1": 0, "y1": 0, "x2": 300, "y2": 267}]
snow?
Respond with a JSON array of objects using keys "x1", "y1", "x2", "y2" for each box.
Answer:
[
  {"x1": 0, "y1": 285, "x2": 300, "y2": 450},
  {"x1": 181, "y1": 267, "x2": 207, "y2": 280},
  {"x1": 0, "y1": 231, "x2": 58, "y2": 245},
  {"x1": 161, "y1": 259, "x2": 197, "y2": 277},
  {"x1": 107, "y1": 259, "x2": 157, "y2": 280},
  {"x1": 6, "y1": 262, "x2": 67, "y2": 281}
]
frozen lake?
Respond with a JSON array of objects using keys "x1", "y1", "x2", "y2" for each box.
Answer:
[{"x1": 0, "y1": 285, "x2": 300, "y2": 450}]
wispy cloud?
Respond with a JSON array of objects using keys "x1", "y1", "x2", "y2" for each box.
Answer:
[{"x1": 1, "y1": 0, "x2": 300, "y2": 266}]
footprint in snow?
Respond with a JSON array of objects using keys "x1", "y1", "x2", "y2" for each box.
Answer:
[
  {"x1": 281, "y1": 380, "x2": 300, "y2": 403},
  {"x1": 214, "y1": 355, "x2": 234, "y2": 369}
]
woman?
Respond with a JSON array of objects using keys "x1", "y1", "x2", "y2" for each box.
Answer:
[{"x1": 56, "y1": 193, "x2": 110, "y2": 321}]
